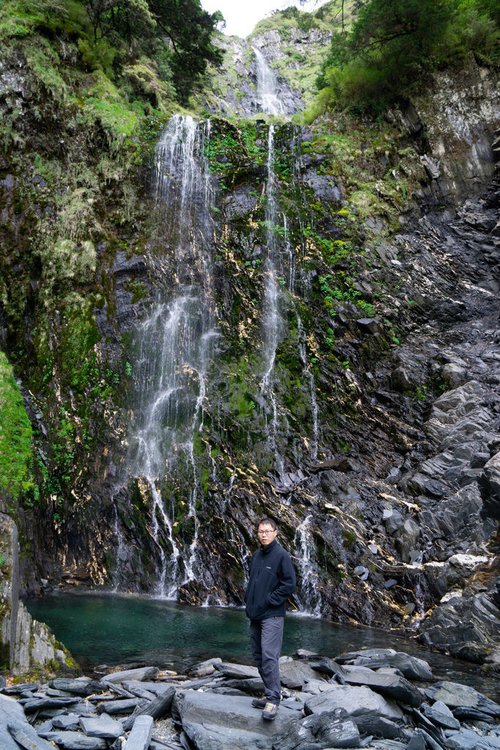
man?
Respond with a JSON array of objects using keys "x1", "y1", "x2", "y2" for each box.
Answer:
[{"x1": 245, "y1": 517, "x2": 296, "y2": 721}]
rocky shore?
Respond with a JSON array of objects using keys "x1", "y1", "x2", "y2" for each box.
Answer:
[{"x1": 1, "y1": 647, "x2": 499, "y2": 750}]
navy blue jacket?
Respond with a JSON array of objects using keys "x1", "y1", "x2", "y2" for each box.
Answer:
[{"x1": 245, "y1": 539, "x2": 296, "y2": 621}]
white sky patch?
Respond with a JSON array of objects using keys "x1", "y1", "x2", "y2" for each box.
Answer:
[{"x1": 201, "y1": 0, "x2": 330, "y2": 39}]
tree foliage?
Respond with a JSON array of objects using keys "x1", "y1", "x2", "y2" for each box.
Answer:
[
  {"x1": 84, "y1": 0, "x2": 223, "y2": 102},
  {"x1": 316, "y1": 0, "x2": 499, "y2": 113}
]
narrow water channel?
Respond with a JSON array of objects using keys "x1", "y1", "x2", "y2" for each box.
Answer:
[{"x1": 27, "y1": 592, "x2": 499, "y2": 701}]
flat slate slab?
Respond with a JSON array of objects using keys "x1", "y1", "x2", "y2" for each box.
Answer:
[
  {"x1": 123, "y1": 714, "x2": 153, "y2": 750},
  {"x1": 1, "y1": 694, "x2": 53, "y2": 750},
  {"x1": 101, "y1": 667, "x2": 159, "y2": 684},
  {"x1": 343, "y1": 668, "x2": 424, "y2": 706},
  {"x1": 175, "y1": 691, "x2": 298, "y2": 749},
  {"x1": 214, "y1": 662, "x2": 260, "y2": 679},
  {"x1": 304, "y1": 685, "x2": 404, "y2": 721},
  {"x1": 39, "y1": 730, "x2": 107, "y2": 749},
  {"x1": 80, "y1": 714, "x2": 123, "y2": 738}
]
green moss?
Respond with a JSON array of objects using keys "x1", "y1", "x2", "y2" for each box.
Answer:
[{"x1": 0, "y1": 351, "x2": 33, "y2": 499}]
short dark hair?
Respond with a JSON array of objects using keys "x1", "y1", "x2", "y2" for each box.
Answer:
[{"x1": 257, "y1": 517, "x2": 277, "y2": 530}]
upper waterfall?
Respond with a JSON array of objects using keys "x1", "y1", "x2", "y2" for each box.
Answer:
[{"x1": 252, "y1": 47, "x2": 286, "y2": 116}]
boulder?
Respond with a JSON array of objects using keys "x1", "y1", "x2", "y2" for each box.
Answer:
[
  {"x1": 279, "y1": 659, "x2": 322, "y2": 689},
  {"x1": 335, "y1": 649, "x2": 433, "y2": 680},
  {"x1": 304, "y1": 685, "x2": 404, "y2": 721},
  {"x1": 343, "y1": 669, "x2": 424, "y2": 706},
  {"x1": 174, "y1": 691, "x2": 297, "y2": 749}
]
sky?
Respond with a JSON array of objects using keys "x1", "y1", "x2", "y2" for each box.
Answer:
[{"x1": 201, "y1": 0, "x2": 330, "y2": 39}]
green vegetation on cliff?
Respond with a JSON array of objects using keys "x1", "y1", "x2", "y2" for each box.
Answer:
[
  {"x1": 315, "y1": 0, "x2": 499, "y2": 113},
  {"x1": 0, "y1": 352, "x2": 33, "y2": 500}
]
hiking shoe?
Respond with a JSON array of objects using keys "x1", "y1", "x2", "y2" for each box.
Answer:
[
  {"x1": 251, "y1": 698, "x2": 267, "y2": 709},
  {"x1": 262, "y1": 702, "x2": 279, "y2": 721}
]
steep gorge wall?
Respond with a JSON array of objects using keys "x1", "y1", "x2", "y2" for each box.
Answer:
[{"x1": 0, "y1": 17, "x2": 499, "y2": 671}]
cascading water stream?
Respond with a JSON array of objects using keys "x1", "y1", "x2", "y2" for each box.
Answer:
[
  {"x1": 253, "y1": 47, "x2": 285, "y2": 116},
  {"x1": 260, "y1": 124, "x2": 287, "y2": 481},
  {"x1": 294, "y1": 515, "x2": 322, "y2": 616},
  {"x1": 124, "y1": 114, "x2": 219, "y2": 597}
]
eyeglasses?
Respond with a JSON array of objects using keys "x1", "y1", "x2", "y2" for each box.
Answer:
[{"x1": 258, "y1": 529, "x2": 275, "y2": 535}]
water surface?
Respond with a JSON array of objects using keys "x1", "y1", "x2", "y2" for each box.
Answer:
[{"x1": 27, "y1": 592, "x2": 499, "y2": 701}]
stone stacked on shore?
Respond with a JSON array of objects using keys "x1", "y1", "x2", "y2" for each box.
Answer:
[{"x1": 0, "y1": 648, "x2": 499, "y2": 749}]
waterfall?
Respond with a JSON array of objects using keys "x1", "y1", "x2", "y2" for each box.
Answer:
[
  {"x1": 253, "y1": 47, "x2": 285, "y2": 116},
  {"x1": 125, "y1": 115, "x2": 219, "y2": 597},
  {"x1": 260, "y1": 124, "x2": 286, "y2": 481},
  {"x1": 294, "y1": 515, "x2": 322, "y2": 616}
]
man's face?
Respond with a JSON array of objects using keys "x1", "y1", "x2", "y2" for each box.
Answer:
[{"x1": 257, "y1": 523, "x2": 277, "y2": 547}]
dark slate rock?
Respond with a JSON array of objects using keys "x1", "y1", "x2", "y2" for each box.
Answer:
[
  {"x1": 223, "y1": 677, "x2": 264, "y2": 695},
  {"x1": 49, "y1": 678, "x2": 99, "y2": 696},
  {"x1": 280, "y1": 660, "x2": 322, "y2": 689},
  {"x1": 100, "y1": 666, "x2": 159, "y2": 684},
  {"x1": 96, "y1": 698, "x2": 142, "y2": 715},
  {"x1": 122, "y1": 686, "x2": 175, "y2": 732},
  {"x1": 351, "y1": 710, "x2": 405, "y2": 740},
  {"x1": 304, "y1": 685, "x2": 404, "y2": 721},
  {"x1": 123, "y1": 715, "x2": 153, "y2": 750},
  {"x1": 343, "y1": 669, "x2": 424, "y2": 707},
  {"x1": 309, "y1": 657, "x2": 347, "y2": 684},
  {"x1": 38, "y1": 730, "x2": 107, "y2": 749},
  {"x1": 188, "y1": 657, "x2": 222, "y2": 678},
  {"x1": 7, "y1": 723, "x2": 56, "y2": 750},
  {"x1": 406, "y1": 735, "x2": 427, "y2": 750},
  {"x1": 182, "y1": 720, "x2": 273, "y2": 750},
  {"x1": 213, "y1": 662, "x2": 260, "y2": 679},
  {"x1": 422, "y1": 700, "x2": 461, "y2": 729},
  {"x1": 425, "y1": 681, "x2": 500, "y2": 715},
  {"x1": 308, "y1": 713, "x2": 361, "y2": 747},
  {"x1": 2, "y1": 684, "x2": 40, "y2": 696},
  {"x1": 52, "y1": 714, "x2": 82, "y2": 730},
  {"x1": 452, "y1": 706, "x2": 499, "y2": 722},
  {"x1": 335, "y1": 649, "x2": 433, "y2": 680},
  {"x1": 22, "y1": 696, "x2": 80, "y2": 713},
  {"x1": 175, "y1": 691, "x2": 295, "y2": 748},
  {"x1": 123, "y1": 681, "x2": 174, "y2": 697},
  {"x1": 80, "y1": 714, "x2": 123, "y2": 739},
  {"x1": 445, "y1": 728, "x2": 500, "y2": 749}
]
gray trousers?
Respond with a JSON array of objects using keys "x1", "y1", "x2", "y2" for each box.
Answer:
[{"x1": 250, "y1": 617, "x2": 284, "y2": 704}]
